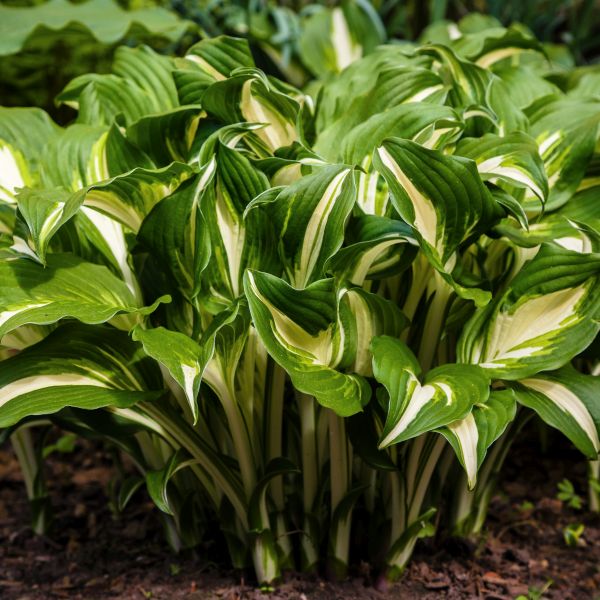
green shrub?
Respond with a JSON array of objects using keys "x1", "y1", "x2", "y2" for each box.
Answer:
[{"x1": 1, "y1": 15, "x2": 599, "y2": 585}]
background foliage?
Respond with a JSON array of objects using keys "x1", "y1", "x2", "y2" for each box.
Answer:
[{"x1": 2, "y1": 0, "x2": 598, "y2": 119}]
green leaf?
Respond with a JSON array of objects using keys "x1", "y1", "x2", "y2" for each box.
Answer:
[
  {"x1": 56, "y1": 74, "x2": 157, "y2": 127},
  {"x1": 374, "y1": 138, "x2": 500, "y2": 305},
  {"x1": 0, "y1": 323, "x2": 162, "y2": 428},
  {"x1": 314, "y1": 70, "x2": 451, "y2": 160},
  {"x1": 201, "y1": 144, "x2": 275, "y2": 301},
  {"x1": 137, "y1": 173, "x2": 211, "y2": 301},
  {"x1": 458, "y1": 244, "x2": 600, "y2": 379},
  {"x1": 263, "y1": 165, "x2": 357, "y2": 288},
  {"x1": 202, "y1": 70, "x2": 299, "y2": 153},
  {"x1": 417, "y1": 44, "x2": 493, "y2": 108},
  {"x1": 126, "y1": 107, "x2": 205, "y2": 167},
  {"x1": 346, "y1": 404, "x2": 396, "y2": 471},
  {"x1": 197, "y1": 300, "x2": 250, "y2": 397},
  {"x1": 13, "y1": 187, "x2": 80, "y2": 264},
  {"x1": 112, "y1": 46, "x2": 179, "y2": 114},
  {"x1": 132, "y1": 326, "x2": 203, "y2": 424},
  {"x1": 457, "y1": 132, "x2": 548, "y2": 203},
  {"x1": 495, "y1": 66, "x2": 560, "y2": 110},
  {"x1": 372, "y1": 336, "x2": 490, "y2": 447},
  {"x1": 326, "y1": 215, "x2": 417, "y2": 286},
  {"x1": 244, "y1": 270, "x2": 370, "y2": 416},
  {"x1": 0, "y1": 107, "x2": 60, "y2": 204},
  {"x1": 525, "y1": 96, "x2": 600, "y2": 212},
  {"x1": 248, "y1": 458, "x2": 299, "y2": 532},
  {"x1": 74, "y1": 161, "x2": 195, "y2": 232},
  {"x1": 338, "y1": 104, "x2": 462, "y2": 165},
  {"x1": 456, "y1": 24, "x2": 543, "y2": 68},
  {"x1": 438, "y1": 389, "x2": 516, "y2": 488},
  {"x1": 0, "y1": 0, "x2": 194, "y2": 56},
  {"x1": 57, "y1": 45, "x2": 182, "y2": 129},
  {"x1": 117, "y1": 476, "x2": 144, "y2": 512},
  {"x1": 298, "y1": 2, "x2": 384, "y2": 78},
  {"x1": 39, "y1": 122, "x2": 154, "y2": 193},
  {"x1": 340, "y1": 288, "x2": 409, "y2": 377},
  {"x1": 512, "y1": 369, "x2": 600, "y2": 459},
  {"x1": 0, "y1": 253, "x2": 167, "y2": 338},
  {"x1": 146, "y1": 448, "x2": 197, "y2": 515},
  {"x1": 184, "y1": 36, "x2": 254, "y2": 80}
]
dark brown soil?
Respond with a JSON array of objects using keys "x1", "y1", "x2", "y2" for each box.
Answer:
[{"x1": 1, "y1": 429, "x2": 599, "y2": 599}]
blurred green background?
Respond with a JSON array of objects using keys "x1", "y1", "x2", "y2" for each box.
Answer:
[{"x1": 1, "y1": 0, "x2": 599, "y2": 120}]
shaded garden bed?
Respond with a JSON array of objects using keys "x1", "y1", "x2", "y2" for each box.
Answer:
[{"x1": 1, "y1": 431, "x2": 599, "y2": 599}]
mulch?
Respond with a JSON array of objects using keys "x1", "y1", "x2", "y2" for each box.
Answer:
[{"x1": 1, "y1": 426, "x2": 599, "y2": 599}]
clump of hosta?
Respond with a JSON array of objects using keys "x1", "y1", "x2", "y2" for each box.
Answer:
[{"x1": 1, "y1": 12, "x2": 599, "y2": 587}]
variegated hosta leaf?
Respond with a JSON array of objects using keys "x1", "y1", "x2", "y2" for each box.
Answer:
[
  {"x1": 200, "y1": 143, "x2": 278, "y2": 303},
  {"x1": 126, "y1": 107, "x2": 205, "y2": 167},
  {"x1": 197, "y1": 122, "x2": 271, "y2": 167},
  {"x1": 0, "y1": 323, "x2": 163, "y2": 428},
  {"x1": 56, "y1": 74, "x2": 158, "y2": 127},
  {"x1": 13, "y1": 188, "x2": 150, "y2": 275},
  {"x1": 175, "y1": 38, "x2": 258, "y2": 109},
  {"x1": 326, "y1": 215, "x2": 417, "y2": 285},
  {"x1": 138, "y1": 173, "x2": 211, "y2": 301},
  {"x1": 13, "y1": 123, "x2": 178, "y2": 263},
  {"x1": 12, "y1": 188, "x2": 81, "y2": 264},
  {"x1": 76, "y1": 161, "x2": 195, "y2": 233},
  {"x1": 244, "y1": 270, "x2": 370, "y2": 416},
  {"x1": 298, "y1": 2, "x2": 384, "y2": 78},
  {"x1": 112, "y1": 45, "x2": 179, "y2": 114},
  {"x1": 202, "y1": 70, "x2": 299, "y2": 153},
  {"x1": 198, "y1": 301, "x2": 250, "y2": 398},
  {"x1": 495, "y1": 66, "x2": 561, "y2": 110},
  {"x1": 184, "y1": 35, "x2": 254, "y2": 81},
  {"x1": 14, "y1": 146, "x2": 191, "y2": 265},
  {"x1": 11, "y1": 205, "x2": 138, "y2": 292},
  {"x1": 482, "y1": 76, "x2": 529, "y2": 135},
  {"x1": 353, "y1": 168, "x2": 389, "y2": 217},
  {"x1": 0, "y1": 107, "x2": 60, "y2": 204},
  {"x1": 488, "y1": 186, "x2": 529, "y2": 231},
  {"x1": 173, "y1": 67, "x2": 215, "y2": 108},
  {"x1": 338, "y1": 104, "x2": 463, "y2": 165},
  {"x1": 495, "y1": 155, "x2": 600, "y2": 249},
  {"x1": 358, "y1": 65, "x2": 447, "y2": 116},
  {"x1": 0, "y1": 254, "x2": 167, "y2": 339},
  {"x1": 314, "y1": 46, "x2": 432, "y2": 132},
  {"x1": 372, "y1": 336, "x2": 490, "y2": 447},
  {"x1": 439, "y1": 389, "x2": 517, "y2": 488},
  {"x1": 39, "y1": 123, "x2": 152, "y2": 192},
  {"x1": 524, "y1": 96, "x2": 600, "y2": 212},
  {"x1": 262, "y1": 165, "x2": 357, "y2": 289},
  {"x1": 314, "y1": 70, "x2": 451, "y2": 160},
  {"x1": 458, "y1": 244, "x2": 600, "y2": 379},
  {"x1": 512, "y1": 368, "x2": 600, "y2": 459},
  {"x1": 132, "y1": 326, "x2": 203, "y2": 424},
  {"x1": 457, "y1": 132, "x2": 548, "y2": 203},
  {"x1": 417, "y1": 44, "x2": 493, "y2": 108},
  {"x1": 374, "y1": 138, "x2": 501, "y2": 305},
  {"x1": 0, "y1": 324, "x2": 47, "y2": 354},
  {"x1": 75, "y1": 207, "x2": 142, "y2": 297},
  {"x1": 495, "y1": 186, "x2": 600, "y2": 253},
  {"x1": 451, "y1": 23, "x2": 543, "y2": 68},
  {"x1": 340, "y1": 288, "x2": 408, "y2": 377}
]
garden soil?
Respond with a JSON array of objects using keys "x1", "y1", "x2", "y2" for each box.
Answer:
[{"x1": 1, "y1": 429, "x2": 599, "y2": 599}]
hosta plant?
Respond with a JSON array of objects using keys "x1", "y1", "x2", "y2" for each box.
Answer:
[{"x1": 1, "y1": 18, "x2": 600, "y2": 586}]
